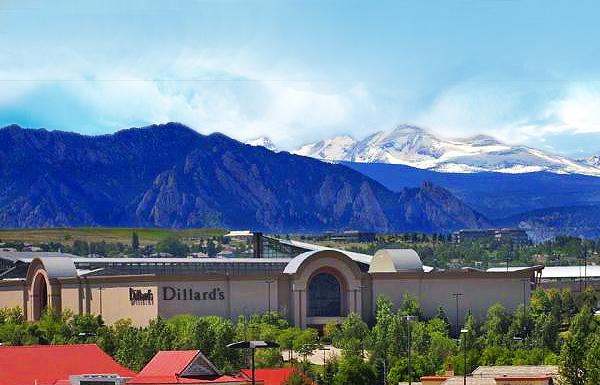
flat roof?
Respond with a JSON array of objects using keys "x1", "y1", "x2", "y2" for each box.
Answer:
[{"x1": 488, "y1": 265, "x2": 600, "y2": 279}]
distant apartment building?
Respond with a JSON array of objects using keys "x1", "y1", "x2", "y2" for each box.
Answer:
[
  {"x1": 452, "y1": 228, "x2": 530, "y2": 246},
  {"x1": 323, "y1": 230, "x2": 376, "y2": 243}
]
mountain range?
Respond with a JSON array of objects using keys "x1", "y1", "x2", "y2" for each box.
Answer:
[
  {"x1": 289, "y1": 125, "x2": 600, "y2": 176},
  {"x1": 0, "y1": 123, "x2": 490, "y2": 233}
]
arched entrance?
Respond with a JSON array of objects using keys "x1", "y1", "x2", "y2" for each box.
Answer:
[
  {"x1": 32, "y1": 273, "x2": 49, "y2": 320},
  {"x1": 308, "y1": 272, "x2": 342, "y2": 317}
]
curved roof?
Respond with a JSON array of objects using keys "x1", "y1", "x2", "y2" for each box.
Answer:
[
  {"x1": 32, "y1": 257, "x2": 77, "y2": 279},
  {"x1": 283, "y1": 249, "x2": 366, "y2": 275},
  {"x1": 368, "y1": 249, "x2": 423, "y2": 273}
]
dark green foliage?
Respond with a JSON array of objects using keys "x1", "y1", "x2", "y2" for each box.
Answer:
[
  {"x1": 333, "y1": 355, "x2": 376, "y2": 385},
  {"x1": 1, "y1": 287, "x2": 598, "y2": 384},
  {"x1": 156, "y1": 235, "x2": 188, "y2": 257}
]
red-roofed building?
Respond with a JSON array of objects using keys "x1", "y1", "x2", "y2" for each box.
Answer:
[
  {"x1": 129, "y1": 350, "x2": 248, "y2": 385},
  {"x1": 240, "y1": 368, "x2": 313, "y2": 385},
  {"x1": 0, "y1": 344, "x2": 135, "y2": 385}
]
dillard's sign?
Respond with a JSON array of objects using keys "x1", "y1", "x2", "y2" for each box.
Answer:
[
  {"x1": 162, "y1": 286, "x2": 226, "y2": 301},
  {"x1": 129, "y1": 288, "x2": 154, "y2": 305}
]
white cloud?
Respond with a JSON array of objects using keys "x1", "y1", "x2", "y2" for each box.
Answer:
[
  {"x1": 0, "y1": 48, "x2": 375, "y2": 149},
  {"x1": 415, "y1": 80, "x2": 600, "y2": 149}
]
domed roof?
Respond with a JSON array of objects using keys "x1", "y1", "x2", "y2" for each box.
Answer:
[
  {"x1": 368, "y1": 249, "x2": 423, "y2": 273},
  {"x1": 27, "y1": 256, "x2": 77, "y2": 281}
]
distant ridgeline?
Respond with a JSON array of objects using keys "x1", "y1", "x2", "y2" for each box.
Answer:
[{"x1": 0, "y1": 123, "x2": 489, "y2": 233}]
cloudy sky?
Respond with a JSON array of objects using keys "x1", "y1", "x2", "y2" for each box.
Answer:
[{"x1": 1, "y1": 0, "x2": 600, "y2": 156}]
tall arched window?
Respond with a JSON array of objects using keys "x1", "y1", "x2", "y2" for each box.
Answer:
[
  {"x1": 308, "y1": 272, "x2": 341, "y2": 317},
  {"x1": 32, "y1": 274, "x2": 48, "y2": 320}
]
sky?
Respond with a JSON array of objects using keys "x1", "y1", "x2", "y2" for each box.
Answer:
[{"x1": 1, "y1": 0, "x2": 600, "y2": 156}]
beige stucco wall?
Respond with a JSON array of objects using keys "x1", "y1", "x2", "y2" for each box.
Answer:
[
  {"x1": 229, "y1": 279, "x2": 278, "y2": 318},
  {"x1": 0, "y1": 281, "x2": 27, "y2": 312},
  {"x1": 157, "y1": 277, "x2": 280, "y2": 320},
  {"x1": 84, "y1": 281, "x2": 159, "y2": 326},
  {"x1": 372, "y1": 274, "x2": 529, "y2": 325},
  {"x1": 158, "y1": 279, "x2": 230, "y2": 319}
]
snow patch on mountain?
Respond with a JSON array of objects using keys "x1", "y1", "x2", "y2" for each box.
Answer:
[
  {"x1": 246, "y1": 137, "x2": 277, "y2": 152},
  {"x1": 294, "y1": 125, "x2": 600, "y2": 176},
  {"x1": 581, "y1": 155, "x2": 600, "y2": 168},
  {"x1": 293, "y1": 135, "x2": 355, "y2": 160}
]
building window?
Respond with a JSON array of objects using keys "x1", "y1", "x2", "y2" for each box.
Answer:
[{"x1": 308, "y1": 273, "x2": 341, "y2": 317}]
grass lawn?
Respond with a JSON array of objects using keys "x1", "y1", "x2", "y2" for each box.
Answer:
[{"x1": 0, "y1": 227, "x2": 227, "y2": 245}]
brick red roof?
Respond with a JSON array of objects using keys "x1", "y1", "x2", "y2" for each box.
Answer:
[
  {"x1": 0, "y1": 344, "x2": 136, "y2": 385},
  {"x1": 129, "y1": 350, "x2": 245, "y2": 384},
  {"x1": 241, "y1": 368, "x2": 312, "y2": 385}
]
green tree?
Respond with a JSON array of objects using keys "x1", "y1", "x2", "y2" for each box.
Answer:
[
  {"x1": 167, "y1": 314, "x2": 199, "y2": 349},
  {"x1": 481, "y1": 303, "x2": 510, "y2": 347},
  {"x1": 194, "y1": 316, "x2": 240, "y2": 373},
  {"x1": 559, "y1": 307, "x2": 596, "y2": 385},
  {"x1": 156, "y1": 235, "x2": 188, "y2": 257},
  {"x1": 115, "y1": 326, "x2": 146, "y2": 371},
  {"x1": 334, "y1": 355, "x2": 376, "y2": 385},
  {"x1": 584, "y1": 333, "x2": 600, "y2": 385},
  {"x1": 335, "y1": 313, "x2": 369, "y2": 357},
  {"x1": 131, "y1": 232, "x2": 140, "y2": 250}
]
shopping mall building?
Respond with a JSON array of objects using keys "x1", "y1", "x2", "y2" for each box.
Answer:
[{"x1": 0, "y1": 234, "x2": 542, "y2": 328}]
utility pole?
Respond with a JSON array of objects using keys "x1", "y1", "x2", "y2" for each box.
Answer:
[
  {"x1": 461, "y1": 328, "x2": 469, "y2": 385},
  {"x1": 452, "y1": 293, "x2": 464, "y2": 337},
  {"x1": 403, "y1": 315, "x2": 418, "y2": 385}
]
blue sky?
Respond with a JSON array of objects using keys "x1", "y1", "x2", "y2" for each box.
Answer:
[{"x1": 1, "y1": 0, "x2": 600, "y2": 155}]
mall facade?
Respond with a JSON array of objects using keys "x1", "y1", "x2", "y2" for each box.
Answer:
[{"x1": 0, "y1": 235, "x2": 542, "y2": 328}]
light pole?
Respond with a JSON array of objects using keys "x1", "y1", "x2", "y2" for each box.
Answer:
[
  {"x1": 227, "y1": 340, "x2": 279, "y2": 385},
  {"x1": 452, "y1": 293, "x2": 463, "y2": 337},
  {"x1": 320, "y1": 345, "x2": 330, "y2": 366},
  {"x1": 460, "y1": 328, "x2": 469, "y2": 385},
  {"x1": 403, "y1": 315, "x2": 418, "y2": 385},
  {"x1": 265, "y1": 279, "x2": 275, "y2": 313}
]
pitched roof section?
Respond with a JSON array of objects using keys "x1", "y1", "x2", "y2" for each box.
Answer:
[
  {"x1": 0, "y1": 344, "x2": 135, "y2": 385},
  {"x1": 130, "y1": 350, "x2": 243, "y2": 384}
]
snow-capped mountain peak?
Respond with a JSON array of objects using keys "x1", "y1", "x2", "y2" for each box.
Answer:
[
  {"x1": 581, "y1": 155, "x2": 600, "y2": 168},
  {"x1": 293, "y1": 125, "x2": 600, "y2": 176},
  {"x1": 293, "y1": 135, "x2": 355, "y2": 160},
  {"x1": 246, "y1": 136, "x2": 277, "y2": 152}
]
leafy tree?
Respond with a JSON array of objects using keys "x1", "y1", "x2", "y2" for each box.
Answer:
[
  {"x1": 115, "y1": 326, "x2": 145, "y2": 371},
  {"x1": 156, "y1": 235, "x2": 188, "y2": 257},
  {"x1": 387, "y1": 354, "x2": 435, "y2": 384},
  {"x1": 369, "y1": 296, "x2": 394, "y2": 365},
  {"x1": 334, "y1": 355, "x2": 376, "y2": 385},
  {"x1": 559, "y1": 307, "x2": 596, "y2": 385},
  {"x1": 131, "y1": 232, "x2": 140, "y2": 250},
  {"x1": 194, "y1": 316, "x2": 240, "y2": 373},
  {"x1": 584, "y1": 333, "x2": 600, "y2": 385},
  {"x1": 167, "y1": 314, "x2": 198, "y2": 349},
  {"x1": 481, "y1": 303, "x2": 510, "y2": 347},
  {"x1": 335, "y1": 313, "x2": 369, "y2": 357},
  {"x1": 141, "y1": 317, "x2": 174, "y2": 364},
  {"x1": 283, "y1": 372, "x2": 312, "y2": 385}
]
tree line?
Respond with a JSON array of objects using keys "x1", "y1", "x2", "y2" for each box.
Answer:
[{"x1": 1, "y1": 287, "x2": 599, "y2": 385}]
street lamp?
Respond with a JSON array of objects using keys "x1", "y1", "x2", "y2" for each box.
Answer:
[
  {"x1": 226, "y1": 340, "x2": 279, "y2": 385},
  {"x1": 452, "y1": 293, "x2": 464, "y2": 337},
  {"x1": 265, "y1": 279, "x2": 275, "y2": 313},
  {"x1": 460, "y1": 329, "x2": 469, "y2": 385},
  {"x1": 403, "y1": 315, "x2": 418, "y2": 385}
]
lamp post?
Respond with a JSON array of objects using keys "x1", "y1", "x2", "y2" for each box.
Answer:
[
  {"x1": 403, "y1": 315, "x2": 418, "y2": 385},
  {"x1": 452, "y1": 293, "x2": 463, "y2": 337},
  {"x1": 265, "y1": 279, "x2": 275, "y2": 313},
  {"x1": 226, "y1": 340, "x2": 279, "y2": 385},
  {"x1": 460, "y1": 328, "x2": 469, "y2": 385},
  {"x1": 320, "y1": 345, "x2": 330, "y2": 366}
]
